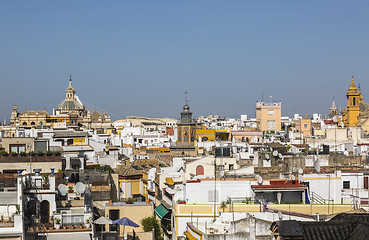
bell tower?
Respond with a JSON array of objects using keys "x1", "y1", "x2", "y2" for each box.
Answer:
[
  {"x1": 345, "y1": 76, "x2": 363, "y2": 127},
  {"x1": 177, "y1": 91, "x2": 196, "y2": 144},
  {"x1": 329, "y1": 97, "x2": 338, "y2": 118}
]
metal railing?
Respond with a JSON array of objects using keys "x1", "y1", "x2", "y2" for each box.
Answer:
[
  {"x1": 309, "y1": 191, "x2": 328, "y2": 204},
  {"x1": 62, "y1": 214, "x2": 84, "y2": 226}
]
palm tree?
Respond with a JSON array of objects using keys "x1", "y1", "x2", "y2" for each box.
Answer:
[{"x1": 220, "y1": 201, "x2": 228, "y2": 213}]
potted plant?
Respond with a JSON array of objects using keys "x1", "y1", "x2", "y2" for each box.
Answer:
[
  {"x1": 85, "y1": 217, "x2": 92, "y2": 228},
  {"x1": 1, "y1": 152, "x2": 9, "y2": 156},
  {"x1": 37, "y1": 151, "x2": 44, "y2": 156},
  {"x1": 125, "y1": 197, "x2": 136, "y2": 204},
  {"x1": 68, "y1": 185, "x2": 74, "y2": 193},
  {"x1": 55, "y1": 218, "x2": 61, "y2": 229},
  {"x1": 30, "y1": 151, "x2": 35, "y2": 156},
  {"x1": 54, "y1": 151, "x2": 61, "y2": 156},
  {"x1": 11, "y1": 152, "x2": 18, "y2": 156},
  {"x1": 42, "y1": 174, "x2": 50, "y2": 188},
  {"x1": 46, "y1": 151, "x2": 52, "y2": 156},
  {"x1": 20, "y1": 152, "x2": 26, "y2": 156}
]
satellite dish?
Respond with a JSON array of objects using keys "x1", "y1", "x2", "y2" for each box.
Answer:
[
  {"x1": 165, "y1": 177, "x2": 174, "y2": 185},
  {"x1": 75, "y1": 182, "x2": 86, "y2": 194},
  {"x1": 314, "y1": 161, "x2": 320, "y2": 173},
  {"x1": 273, "y1": 150, "x2": 278, "y2": 157},
  {"x1": 299, "y1": 174, "x2": 304, "y2": 182},
  {"x1": 58, "y1": 184, "x2": 68, "y2": 196},
  {"x1": 265, "y1": 154, "x2": 270, "y2": 160},
  {"x1": 278, "y1": 153, "x2": 283, "y2": 159},
  {"x1": 278, "y1": 211, "x2": 283, "y2": 220},
  {"x1": 298, "y1": 168, "x2": 303, "y2": 174},
  {"x1": 257, "y1": 175, "x2": 263, "y2": 185}
]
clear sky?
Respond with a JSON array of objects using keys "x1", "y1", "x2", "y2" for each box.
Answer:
[{"x1": 1, "y1": 1, "x2": 369, "y2": 121}]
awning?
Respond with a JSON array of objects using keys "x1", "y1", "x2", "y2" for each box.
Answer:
[{"x1": 154, "y1": 204, "x2": 169, "y2": 219}]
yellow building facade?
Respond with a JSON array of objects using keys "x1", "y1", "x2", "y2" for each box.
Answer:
[
  {"x1": 119, "y1": 176, "x2": 148, "y2": 201},
  {"x1": 195, "y1": 127, "x2": 229, "y2": 142},
  {"x1": 256, "y1": 101, "x2": 282, "y2": 132},
  {"x1": 343, "y1": 77, "x2": 363, "y2": 127}
]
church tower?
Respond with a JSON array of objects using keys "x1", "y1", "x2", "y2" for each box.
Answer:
[
  {"x1": 177, "y1": 91, "x2": 197, "y2": 145},
  {"x1": 344, "y1": 77, "x2": 363, "y2": 127},
  {"x1": 329, "y1": 98, "x2": 338, "y2": 118}
]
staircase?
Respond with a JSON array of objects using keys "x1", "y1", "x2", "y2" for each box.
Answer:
[{"x1": 309, "y1": 191, "x2": 329, "y2": 204}]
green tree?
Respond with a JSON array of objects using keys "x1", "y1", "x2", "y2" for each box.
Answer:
[
  {"x1": 220, "y1": 201, "x2": 228, "y2": 212},
  {"x1": 141, "y1": 216, "x2": 163, "y2": 240}
]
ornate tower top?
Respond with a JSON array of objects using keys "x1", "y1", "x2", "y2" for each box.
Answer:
[
  {"x1": 180, "y1": 91, "x2": 193, "y2": 123},
  {"x1": 66, "y1": 75, "x2": 76, "y2": 100},
  {"x1": 348, "y1": 76, "x2": 358, "y2": 92}
]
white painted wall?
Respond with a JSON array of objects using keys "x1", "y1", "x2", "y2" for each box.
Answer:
[{"x1": 185, "y1": 180, "x2": 253, "y2": 204}]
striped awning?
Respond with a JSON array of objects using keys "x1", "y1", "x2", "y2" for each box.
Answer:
[{"x1": 154, "y1": 204, "x2": 169, "y2": 219}]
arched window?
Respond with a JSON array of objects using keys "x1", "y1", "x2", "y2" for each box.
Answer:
[
  {"x1": 22, "y1": 122, "x2": 27, "y2": 125},
  {"x1": 353, "y1": 97, "x2": 356, "y2": 106},
  {"x1": 31, "y1": 122, "x2": 35, "y2": 125},
  {"x1": 196, "y1": 165, "x2": 204, "y2": 175}
]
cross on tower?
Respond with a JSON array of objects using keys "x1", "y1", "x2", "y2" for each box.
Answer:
[{"x1": 184, "y1": 91, "x2": 189, "y2": 105}]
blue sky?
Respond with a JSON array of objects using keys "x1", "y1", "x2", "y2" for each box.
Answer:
[{"x1": 1, "y1": 1, "x2": 369, "y2": 121}]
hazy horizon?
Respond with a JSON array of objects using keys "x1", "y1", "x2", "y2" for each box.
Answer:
[{"x1": 1, "y1": 1, "x2": 368, "y2": 122}]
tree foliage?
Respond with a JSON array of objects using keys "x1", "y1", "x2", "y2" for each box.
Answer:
[{"x1": 141, "y1": 216, "x2": 163, "y2": 240}]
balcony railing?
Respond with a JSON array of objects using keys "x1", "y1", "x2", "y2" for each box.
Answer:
[{"x1": 62, "y1": 214, "x2": 84, "y2": 226}]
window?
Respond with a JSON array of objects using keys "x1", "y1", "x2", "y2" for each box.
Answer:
[
  {"x1": 208, "y1": 190, "x2": 218, "y2": 202},
  {"x1": 343, "y1": 181, "x2": 350, "y2": 189},
  {"x1": 304, "y1": 124, "x2": 308, "y2": 128},
  {"x1": 267, "y1": 120, "x2": 276, "y2": 130},
  {"x1": 229, "y1": 164, "x2": 234, "y2": 170},
  {"x1": 109, "y1": 210, "x2": 120, "y2": 232},
  {"x1": 9, "y1": 144, "x2": 26, "y2": 154},
  {"x1": 268, "y1": 110, "x2": 274, "y2": 115}
]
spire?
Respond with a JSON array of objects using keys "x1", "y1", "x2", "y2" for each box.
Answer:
[
  {"x1": 331, "y1": 97, "x2": 337, "y2": 110},
  {"x1": 68, "y1": 75, "x2": 73, "y2": 88},
  {"x1": 349, "y1": 76, "x2": 357, "y2": 91}
]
